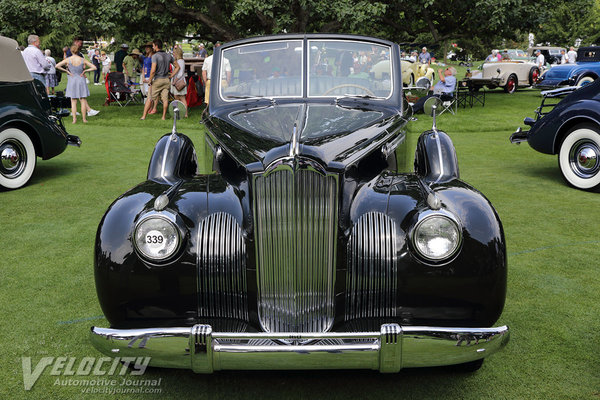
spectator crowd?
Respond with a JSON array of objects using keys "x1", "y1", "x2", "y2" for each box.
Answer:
[{"x1": 20, "y1": 34, "x2": 215, "y2": 123}]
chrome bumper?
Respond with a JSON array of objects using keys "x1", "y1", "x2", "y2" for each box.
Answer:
[
  {"x1": 90, "y1": 324, "x2": 509, "y2": 373},
  {"x1": 510, "y1": 127, "x2": 529, "y2": 144}
]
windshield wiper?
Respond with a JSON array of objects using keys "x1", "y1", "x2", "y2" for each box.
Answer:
[
  {"x1": 339, "y1": 94, "x2": 379, "y2": 99},
  {"x1": 226, "y1": 94, "x2": 270, "y2": 100}
]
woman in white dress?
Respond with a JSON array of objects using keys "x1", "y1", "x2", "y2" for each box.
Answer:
[{"x1": 170, "y1": 47, "x2": 188, "y2": 117}]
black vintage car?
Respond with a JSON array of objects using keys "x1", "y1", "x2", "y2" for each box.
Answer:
[
  {"x1": 0, "y1": 36, "x2": 80, "y2": 190},
  {"x1": 511, "y1": 80, "x2": 600, "y2": 190},
  {"x1": 91, "y1": 34, "x2": 509, "y2": 373}
]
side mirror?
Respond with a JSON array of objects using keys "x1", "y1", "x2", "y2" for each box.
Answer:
[
  {"x1": 169, "y1": 100, "x2": 187, "y2": 134},
  {"x1": 496, "y1": 68, "x2": 501, "y2": 74},
  {"x1": 423, "y1": 97, "x2": 441, "y2": 131}
]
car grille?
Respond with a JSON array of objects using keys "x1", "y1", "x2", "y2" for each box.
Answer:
[
  {"x1": 345, "y1": 212, "x2": 398, "y2": 321},
  {"x1": 253, "y1": 165, "x2": 338, "y2": 332},
  {"x1": 197, "y1": 212, "x2": 248, "y2": 322}
]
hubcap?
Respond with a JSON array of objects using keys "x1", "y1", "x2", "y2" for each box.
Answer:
[
  {"x1": 508, "y1": 78, "x2": 515, "y2": 92},
  {"x1": 570, "y1": 140, "x2": 600, "y2": 178},
  {"x1": 0, "y1": 140, "x2": 26, "y2": 178}
]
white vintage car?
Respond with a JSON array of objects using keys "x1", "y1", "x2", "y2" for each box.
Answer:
[{"x1": 469, "y1": 60, "x2": 540, "y2": 93}]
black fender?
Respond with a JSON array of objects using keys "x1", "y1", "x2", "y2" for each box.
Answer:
[
  {"x1": 147, "y1": 133, "x2": 198, "y2": 184},
  {"x1": 414, "y1": 129, "x2": 460, "y2": 184},
  {"x1": 347, "y1": 172, "x2": 506, "y2": 327},
  {"x1": 94, "y1": 173, "x2": 247, "y2": 328}
]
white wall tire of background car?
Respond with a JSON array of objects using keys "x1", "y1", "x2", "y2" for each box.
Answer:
[
  {"x1": 576, "y1": 76, "x2": 595, "y2": 87},
  {"x1": 0, "y1": 127, "x2": 36, "y2": 190},
  {"x1": 558, "y1": 124, "x2": 600, "y2": 191}
]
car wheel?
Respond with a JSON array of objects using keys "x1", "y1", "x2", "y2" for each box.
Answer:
[
  {"x1": 504, "y1": 74, "x2": 518, "y2": 93},
  {"x1": 576, "y1": 75, "x2": 595, "y2": 87},
  {"x1": 558, "y1": 124, "x2": 600, "y2": 191},
  {"x1": 0, "y1": 128, "x2": 36, "y2": 190},
  {"x1": 529, "y1": 67, "x2": 540, "y2": 85}
]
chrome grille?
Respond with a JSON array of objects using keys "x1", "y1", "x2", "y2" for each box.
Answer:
[
  {"x1": 253, "y1": 166, "x2": 338, "y2": 332},
  {"x1": 346, "y1": 212, "x2": 398, "y2": 321},
  {"x1": 197, "y1": 212, "x2": 248, "y2": 321}
]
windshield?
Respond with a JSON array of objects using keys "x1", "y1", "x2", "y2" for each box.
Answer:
[
  {"x1": 308, "y1": 40, "x2": 392, "y2": 98},
  {"x1": 220, "y1": 40, "x2": 303, "y2": 99},
  {"x1": 218, "y1": 39, "x2": 393, "y2": 100}
]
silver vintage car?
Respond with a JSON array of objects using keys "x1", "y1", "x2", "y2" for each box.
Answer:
[{"x1": 470, "y1": 60, "x2": 541, "y2": 93}]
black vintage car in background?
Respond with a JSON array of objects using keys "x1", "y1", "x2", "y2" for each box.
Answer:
[
  {"x1": 511, "y1": 80, "x2": 600, "y2": 190},
  {"x1": 91, "y1": 34, "x2": 509, "y2": 373},
  {"x1": 0, "y1": 36, "x2": 80, "y2": 190}
]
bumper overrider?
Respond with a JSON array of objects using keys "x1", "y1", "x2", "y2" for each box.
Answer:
[{"x1": 90, "y1": 324, "x2": 509, "y2": 373}]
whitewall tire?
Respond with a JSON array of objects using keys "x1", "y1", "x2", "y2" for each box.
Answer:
[
  {"x1": 0, "y1": 128, "x2": 36, "y2": 190},
  {"x1": 576, "y1": 76, "x2": 595, "y2": 87},
  {"x1": 558, "y1": 124, "x2": 600, "y2": 190}
]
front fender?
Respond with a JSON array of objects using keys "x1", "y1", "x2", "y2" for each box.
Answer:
[
  {"x1": 94, "y1": 174, "x2": 247, "y2": 328},
  {"x1": 348, "y1": 172, "x2": 506, "y2": 327},
  {"x1": 147, "y1": 133, "x2": 198, "y2": 184},
  {"x1": 414, "y1": 129, "x2": 460, "y2": 184}
]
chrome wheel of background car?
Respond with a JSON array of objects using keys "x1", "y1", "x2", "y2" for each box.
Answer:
[
  {"x1": 504, "y1": 74, "x2": 517, "y2": 93},
  {"x1": 559, "y1": 124, "x2": 600, "y2": 190},
  {"x1": 576, "y1": 76, "x2": 595, "y2": 87},
  {"x1": 0, "y1": 128, "x2": 36, "y2": 190}
]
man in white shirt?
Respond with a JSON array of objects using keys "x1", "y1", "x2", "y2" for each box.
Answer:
[
  {"x1": 201, "y1": 42, "x2": 231, "y2": 105},
  {"x1": 560, "y1": 49, "x2": 567, "y2": 64},
  {"x1": 21, "y1": 34, "x2": 50, "y2": 86},
  {"x1": 535, "y1": 50, "x2": 545, "y2": 70},
  {"x1": 567, "y1": 47, "x2": 577, "y2": 64}
]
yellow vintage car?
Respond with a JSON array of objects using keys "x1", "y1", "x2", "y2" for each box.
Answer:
[{"x1": 397, "y1": 59, "x2": 435, "y2": 86}]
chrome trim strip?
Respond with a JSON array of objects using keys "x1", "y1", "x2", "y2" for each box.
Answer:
[
  {"x1": 90, "y1": 324, "x2": 510, "y2": 373},
  {"x1": 346, "y1": 212, "x2": 398, "y2": 321},
  {"x1": 253, "y1": 163, "x2": 338, "y2": 333},
  {"x1": 197, "y1": 212, "x2": 248, "y2": 321}
]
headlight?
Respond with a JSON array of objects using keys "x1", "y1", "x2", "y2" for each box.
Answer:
[
  {"x1": 412, "y1": 212, "x2": 462, "y2": 262},
  {"x1": 134, "y1": 216, "x2": 180, "y2": 261}
]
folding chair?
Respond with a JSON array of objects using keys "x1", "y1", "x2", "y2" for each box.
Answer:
[
  {"x1": 437, "y1": 87, "x2": 456, "y2": 116},
  {"x1": 104, "y1": 72, "x2": 143, "y2": 106},
  {"x1": 456, "y1": 80, "x2": 471, "y2": 109}
]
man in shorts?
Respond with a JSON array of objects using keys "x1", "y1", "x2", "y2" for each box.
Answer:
[{"x1": 141, "y1": 39, "x2": 179, "y2": 120}]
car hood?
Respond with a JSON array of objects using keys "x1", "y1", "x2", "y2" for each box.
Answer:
[{"x1": 205, "y1": 101, "x2": 402, "y2": 172}]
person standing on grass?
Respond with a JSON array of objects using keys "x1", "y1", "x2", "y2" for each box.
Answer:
[
  {"x1": 56, "y1": 44, "x2": 97, "y2": 123},
  {"x1": 122, "y1": 48, "x2": 142, "y2": 85},
  {"x1": 170, "y1": 47, "x2": 188, "y2": 118},
  {"x1": 92, "y1": 49, "x2": 101, "y2": 85},
  {"x1": 22, "y1": 34, "x2": 50, "y2": 86},
  {"x1": 114, "y1": 44, "x2": 128, "y2": 73},
  {"x1": 101, "y1": 51, "x2": 111, "y2": 82},
  {"x1": 141, "y1": 43, "x2": 154, "y2": 114},
  {"x1": 141, "y1": 39, "x2": 179, "y2": 120},
  {"x1": 44, "y1": 49, "x2": 58, "y2": 95},
  {"x1": 202, "y1": 41, "x2": 231, "y2": 105}
]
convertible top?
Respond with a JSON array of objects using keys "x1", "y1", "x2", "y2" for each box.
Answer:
[{"x1": 0, "y1": 36, "x2": 34, "y2": 83}]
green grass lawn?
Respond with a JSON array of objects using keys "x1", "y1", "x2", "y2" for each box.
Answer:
[{"x1": 1, "y1": 78, "x2": 599, "y2": 399}]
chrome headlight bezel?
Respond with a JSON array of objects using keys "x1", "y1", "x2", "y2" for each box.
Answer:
[
  {"x1": 133, "y1": 211, "x2": 185, "y2": 263},
  {"x1": 410, "y1": 210, "x2": 462, "y2": 265}
]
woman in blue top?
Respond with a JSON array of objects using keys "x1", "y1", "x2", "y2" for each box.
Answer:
[{"x1": 141, "y1": 44, "x2": 154, "y2": 114}]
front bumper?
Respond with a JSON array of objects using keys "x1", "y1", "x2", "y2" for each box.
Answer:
[
  {"x1": 90, "y1": 323, "x2": 509, "y2": 373},
  {"x1": 469, "y1": 76, "x2": 502, "y2": 87}
]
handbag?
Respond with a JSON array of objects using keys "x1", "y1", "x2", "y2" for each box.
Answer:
[{"x1": 173, "y1": 76, "x2": 186, "y2": 91}]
